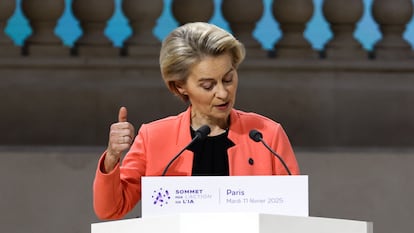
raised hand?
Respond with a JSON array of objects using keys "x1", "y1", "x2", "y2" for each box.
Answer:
[{"x1": 104, "y1": 106, "x2": 135, "y2": 172}]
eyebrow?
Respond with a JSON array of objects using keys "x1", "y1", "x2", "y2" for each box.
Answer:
[{"x1": 198, "y1": 68, "x2": 234, "y2": 82}]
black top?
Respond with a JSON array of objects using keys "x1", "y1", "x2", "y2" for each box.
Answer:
[{"x1": 188, "y1": 127, "x2": 235, "y2": 176}]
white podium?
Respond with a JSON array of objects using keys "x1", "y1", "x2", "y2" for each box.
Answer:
[
  {"x1": 92, "y1": 176, "x2": 372, "y2": 232},
  {"x1": 91, "y1": 213, "x2": 373, "y2": 233}
]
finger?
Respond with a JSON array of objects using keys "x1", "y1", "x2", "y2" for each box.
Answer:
[
  {"x1": 110, "y1": 122, "x2": 131, "y2": 131},
  {"x1": 118, "y1": 106, "x2": 128, "y2": 122},
  {"x1": 118, "y1": 135, "x2": 133, "y2": 145}
]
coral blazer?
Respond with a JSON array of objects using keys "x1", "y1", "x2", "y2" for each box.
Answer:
[{"x1": 93, "y1": 107, "x2": 300, "y2": 219}]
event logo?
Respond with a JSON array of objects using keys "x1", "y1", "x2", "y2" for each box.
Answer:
[{"x1": 151, "y1": 188, "x2": 171, "y2": 207}]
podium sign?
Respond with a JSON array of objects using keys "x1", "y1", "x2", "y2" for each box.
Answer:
[{"x1": 141, "y1": 175, "x2": 308, "y2": 217}]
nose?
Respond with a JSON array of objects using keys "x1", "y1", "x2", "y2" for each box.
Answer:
[{"x1": 215, "y1": 83, "x2": 228, "y2": 99}]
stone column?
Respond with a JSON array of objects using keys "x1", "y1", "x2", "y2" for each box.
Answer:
[
  {"x1": 0, "y1": 0, "x2": 19, "y2": 57},
  {"x1": 322, "y1": 0, "x2": 366, "y2": 59},
  {"x1": 21, "y1": 0, "x2": 69, "y2": 56},
  {"x1": 172, "y1": 0, "x2": 214, "y2": 25},
  {"x1": 72, "y1": 0, "x2": 118, "y2": 57},
  {"x1": 222, "y1": 0, "x2": 265, "y2": 58},
  {"x1": 121, "y1": 0, "x2": 163, "y2": 57},
  {"x1": 272, "y1": 0, "x2": 317, "y2": 59},
  {"x1": 372, "y1": 0, "x2": 414, "y2": 60}
]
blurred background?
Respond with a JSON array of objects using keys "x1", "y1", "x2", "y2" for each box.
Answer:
[
  {"x1": 5, "y1": 0, "x2": 414, "y2": 50},
  {"x1": 0, "y1": 0, "x2": 413, "y2": 233}
]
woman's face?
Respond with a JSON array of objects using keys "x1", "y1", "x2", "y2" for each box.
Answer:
[{"x1": 177, "y1": 53, "x2": 238, "y2": 126}]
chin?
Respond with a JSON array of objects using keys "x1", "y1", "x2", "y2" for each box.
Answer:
[{"x1": 214, "y1": 110, "x2": 231, "y2": 119}]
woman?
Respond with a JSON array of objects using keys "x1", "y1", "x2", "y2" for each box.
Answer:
[{"x1": 93, "y1": 22, "x2": 300, "y2": 220}]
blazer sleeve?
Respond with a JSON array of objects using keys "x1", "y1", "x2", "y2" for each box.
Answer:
[
  {"x1": 93, "y1": 126, "x2": 148, "y2": 220},
  {"x1": 272, "y1": 124, "x2": 300, "y2": 175}
]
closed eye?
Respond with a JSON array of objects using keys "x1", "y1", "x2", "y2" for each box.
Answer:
[
  {"x1": 201, "y1": 81, "x2": 215, "y2": 90},
  {"x1": 223, "y1": 72, "x2": 234, "y2": 83}
]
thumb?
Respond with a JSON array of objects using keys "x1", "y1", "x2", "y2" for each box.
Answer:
[{"x1": 118, "y1": 106, "x2": 128, "y2": 122}]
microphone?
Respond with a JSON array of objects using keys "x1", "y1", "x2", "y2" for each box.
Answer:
[
  {"x1": 249, "y1": 129, "x2": 292, "y2": 175},
  {"x1": 161, "y1": 125, "x2": 211, "y2": 176}
]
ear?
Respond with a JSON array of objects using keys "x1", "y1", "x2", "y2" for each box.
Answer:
[{"x1": 175, "y1": 82, "x2": 188, "y2": 95}]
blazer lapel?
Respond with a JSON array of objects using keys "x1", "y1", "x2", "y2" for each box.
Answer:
[{"x1": 167, "y1": 107, "x2": 194, "y2": 176}]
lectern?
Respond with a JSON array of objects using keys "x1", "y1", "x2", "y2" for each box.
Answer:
[
  {"x1": 92, "y1": 176, "x2": 373, "y2": 233},
  {"x1": 91, "y1": 212, "x2": 373, "y2": 233}
]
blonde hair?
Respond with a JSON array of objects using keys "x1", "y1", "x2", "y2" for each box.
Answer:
[{"x1": 159, "y1": 22, "x2": 246, "y2": 101}]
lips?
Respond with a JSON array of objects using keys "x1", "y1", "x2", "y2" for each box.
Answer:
[{"x1": 215, "y1": 102, "x2": 230, "y2": 110}]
